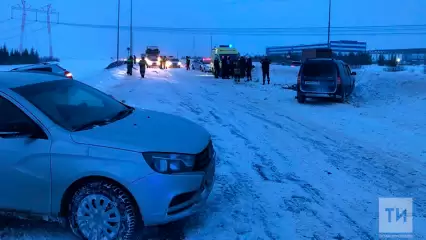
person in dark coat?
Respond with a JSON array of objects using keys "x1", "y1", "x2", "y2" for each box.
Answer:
[
  {"x1": 260, "y1": 57, "x2": 271, "y2": 85},
  {"x1": 138, "y1": 57, "x2": 147, "y2": 78},
  {"x1": 246, "y1": 57, "x2": 253, "y2": 81},
  {"x1": 213, "y1": 57, "x2": 220, "y2": 78},
  {"x1": 228, "y1": 57, "x2": 234, "y2": 78},
  {"x1": 159, "y1": 56, "x2": 163, "y2": 69},
  {"x1": 133, "y1": 55, "x2": 137, "y2": 64},
  {"x1": 162, "y1": 56, "x2": 168, "y2": 69},
  {"x1": 221, "y1": 56, "x2": 228, "y2": 79},
  {"x1": 239, "y1": 56, "x2": 246, "y2": 79},
  {"x1": 234, "y1": 60, "x2": 241, "y2": 83},
  {"x1": 126, "y1": 56, "x2": 133, "y2": 75},
  {"x1": 186, "y1": 57, "x2": 191, "y2": 70}
]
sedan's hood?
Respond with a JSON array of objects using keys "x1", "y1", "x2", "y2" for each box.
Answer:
[{"x1": 71, "y1": 109, "x2": 211, "y2": 154}]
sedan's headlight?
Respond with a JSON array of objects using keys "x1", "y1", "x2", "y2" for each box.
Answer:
[{"x1": 142, "y1": 152, "x2": 196, "y2": 173}]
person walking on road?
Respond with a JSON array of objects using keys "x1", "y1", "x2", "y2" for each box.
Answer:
[
  {"x1": 133, "y1": 55, "x2": 137, "y2": 64},
  {"x1": 246, "y1": 57, "x2": 253, "y2": 81},
  {"x1": 126, "y1": 56, "x2": 133, "y2": 76},
  {"x1": 213, "y1": 57, "x2": 220, "y2": 78},
  {"x1": 138, "y1": 57, "x2": 147, "y2": 78},
  {"x1": 260, "y1": 56, "x2": 271, "y2": 85}
]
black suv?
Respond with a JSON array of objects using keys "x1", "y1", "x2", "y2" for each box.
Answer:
[{"x1": 296, "y1": 58, "x2": 356, "y2": 103}]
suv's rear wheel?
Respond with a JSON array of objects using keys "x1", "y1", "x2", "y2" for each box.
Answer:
[
  {"x1": 338, "y1": 89, "x2": 346, "y2": 103},
  {"x1": 68, "y1": 181, "x2": 138, "y2": 240},
  {"x1": 297, "y1": 93, "x2": 306, "y2": 103}
]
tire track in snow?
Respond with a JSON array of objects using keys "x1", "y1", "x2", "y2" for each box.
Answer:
[
  {"x1": 279, "y1": 113, "x2": 426, "y2": 214},
  {"x1": 245, "y1": 111, "x2": 376, "y2": 240},
  {"x1": 198, "y1": 82, "x2": 356, "y2": 239},
  {"x1": 169, "y1": 86, "x2": 284, "y2": 239},
  {"x1": 179, "y1": 83, "x2": 345, "y2": 239}
]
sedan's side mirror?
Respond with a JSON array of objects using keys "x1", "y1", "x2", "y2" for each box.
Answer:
[{"x1": 351, "y1": 72, "x2": 357, "y2": 75}]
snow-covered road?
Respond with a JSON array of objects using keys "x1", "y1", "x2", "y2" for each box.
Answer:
[
  {"x1": 99, "y1": 66, "x2": 426, "y2": 239},
  {"x1": 1, "y1": 63, "x2": 425, "y2": 239}
]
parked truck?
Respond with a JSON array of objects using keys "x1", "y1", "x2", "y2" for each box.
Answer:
[
  {"x1": 301, "y1": 48, "x2": 333, "y2": 61},
  {"x1": 145, "y1": 46, "x2": 161, "y2": 68}
]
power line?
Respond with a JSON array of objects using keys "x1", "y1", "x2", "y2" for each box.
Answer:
[
  {"x1": 1, "y1": 21, "x2": 37, "y2": 36},
  {"x1": 11, "y1": 19, "x2": 426, "y2": 36},
  {"x1": 0, "y1": 25, "x2": 47, "y2": 41},
  {"x1": 56, "y1": 21, "x2": 426, "y2": 32},
  {"x1": 0, "y1": 19, "x2": 12, "y2": 24},
  {"x1": 20, "y1": 19, "x2": 426, "y2": 31}
]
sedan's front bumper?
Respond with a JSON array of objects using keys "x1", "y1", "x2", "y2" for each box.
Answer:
[{"x1": 130, "y1": 154, "x2": 215, "y2": 226}]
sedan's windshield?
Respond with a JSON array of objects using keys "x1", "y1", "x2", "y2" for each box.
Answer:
[{"x1": 12, "y1": 80, "x2": 131, "y2": 131}]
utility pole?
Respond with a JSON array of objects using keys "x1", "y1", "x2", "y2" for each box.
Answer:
[
  {"x1": 13, "y1": 0, "x2": 30, "y2": 53},
  {"x1": 129, "y1": 0, "x2": 133, "y2": 57},
  {"x1": 116, "y1": 0, "x2": 120, "y2": 61},
  {"x1": 44, "y1": 4, "x2": 54, "y2": 58},
  {"x1": 12, "y1": 4, "x2": 58, "y2": 56},
  {"x1": 327, "y1": 0, "x2": 331, "y2": 48},
  {"x1": 192, "y1": 36, "x2": 195, "y2": 57}
]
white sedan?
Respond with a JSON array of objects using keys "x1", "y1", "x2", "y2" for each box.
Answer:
[{"x1": 0, "y1": 71, "x2": 216, "y2": 239}]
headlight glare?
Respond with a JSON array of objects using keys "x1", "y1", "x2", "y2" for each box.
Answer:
[{"x1": 142, "y1": 152, "x2": 195, "y2": 173}]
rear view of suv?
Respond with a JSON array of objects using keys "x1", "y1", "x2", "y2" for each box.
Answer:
[
  {"x1": 296, "y1": 58, "x2": 356, "y2": 103},
  {"x1": 11, "y1": 63, "x2": 73, "y2": 79}
]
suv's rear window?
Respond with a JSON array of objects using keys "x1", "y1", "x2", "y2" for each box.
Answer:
[
  {"x1": 26, "y1": 67, "x2": 53, "y2": 72},
  {"x1": 302, "y1": 61, "x2": 336, "y2": 77}
]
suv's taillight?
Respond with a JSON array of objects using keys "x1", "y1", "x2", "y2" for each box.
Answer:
[{"x1": 64, "y1": 71, "x2": 73, "y2": 79}]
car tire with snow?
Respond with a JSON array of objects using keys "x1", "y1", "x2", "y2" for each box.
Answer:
[
  {"x1": 337, "y1": 89, "x2": 346, "y2": 103},
  {"x1": 297, "y1": 93, "x2": 306, "y2": 103},
  {"x1": 68, "y1": 181, "x2": 139, "y2": 240}
]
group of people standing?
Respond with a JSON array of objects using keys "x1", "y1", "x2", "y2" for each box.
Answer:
[
  {"x1": 126, "y1": 54, "x2": 272, "y2": 85},
  {"x1": 213, "y1": 56, "x2": 254, "y2": 82},
  {"x1": 213, "y1": 56, "x2": 272, "y2": 85},
  {"x1": 158, "y1": 56, "x2": 168, "y2": 69},
  {"x1": 126, "y1": 55, "x2": 148, "y2": 78}
]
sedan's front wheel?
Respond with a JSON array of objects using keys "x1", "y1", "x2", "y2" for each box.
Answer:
[{"x1": 68, "y1": 181, "x2": 139, "y2": 240}]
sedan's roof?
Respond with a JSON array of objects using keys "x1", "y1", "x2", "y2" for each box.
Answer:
[{"x1": 0, "y1": 71, "x2": 67, "y2": 89}]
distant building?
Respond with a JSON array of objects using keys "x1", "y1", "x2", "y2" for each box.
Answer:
[{"x1": 266, "y1": 40, "x2": 367, "y2": 56}]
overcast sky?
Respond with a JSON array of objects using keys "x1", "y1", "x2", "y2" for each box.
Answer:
[{"x1": 0, "y1": 0, "x2": 425, "y2": 60}]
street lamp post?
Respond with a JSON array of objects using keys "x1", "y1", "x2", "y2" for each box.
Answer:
[
  {"x1": 116, "y1": 0, "x2": 120, "y2": 61},
  {"x1": 327, "y1": 0, "x2": 331, "y2": 48},
  {"x1": 130, "y1": 0, "x2": 133, "y2": 57}
]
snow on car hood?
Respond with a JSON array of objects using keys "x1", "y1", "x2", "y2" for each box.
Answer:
[{"x1": 70, "y1": 109, "x2": 211, "y2": 154}]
